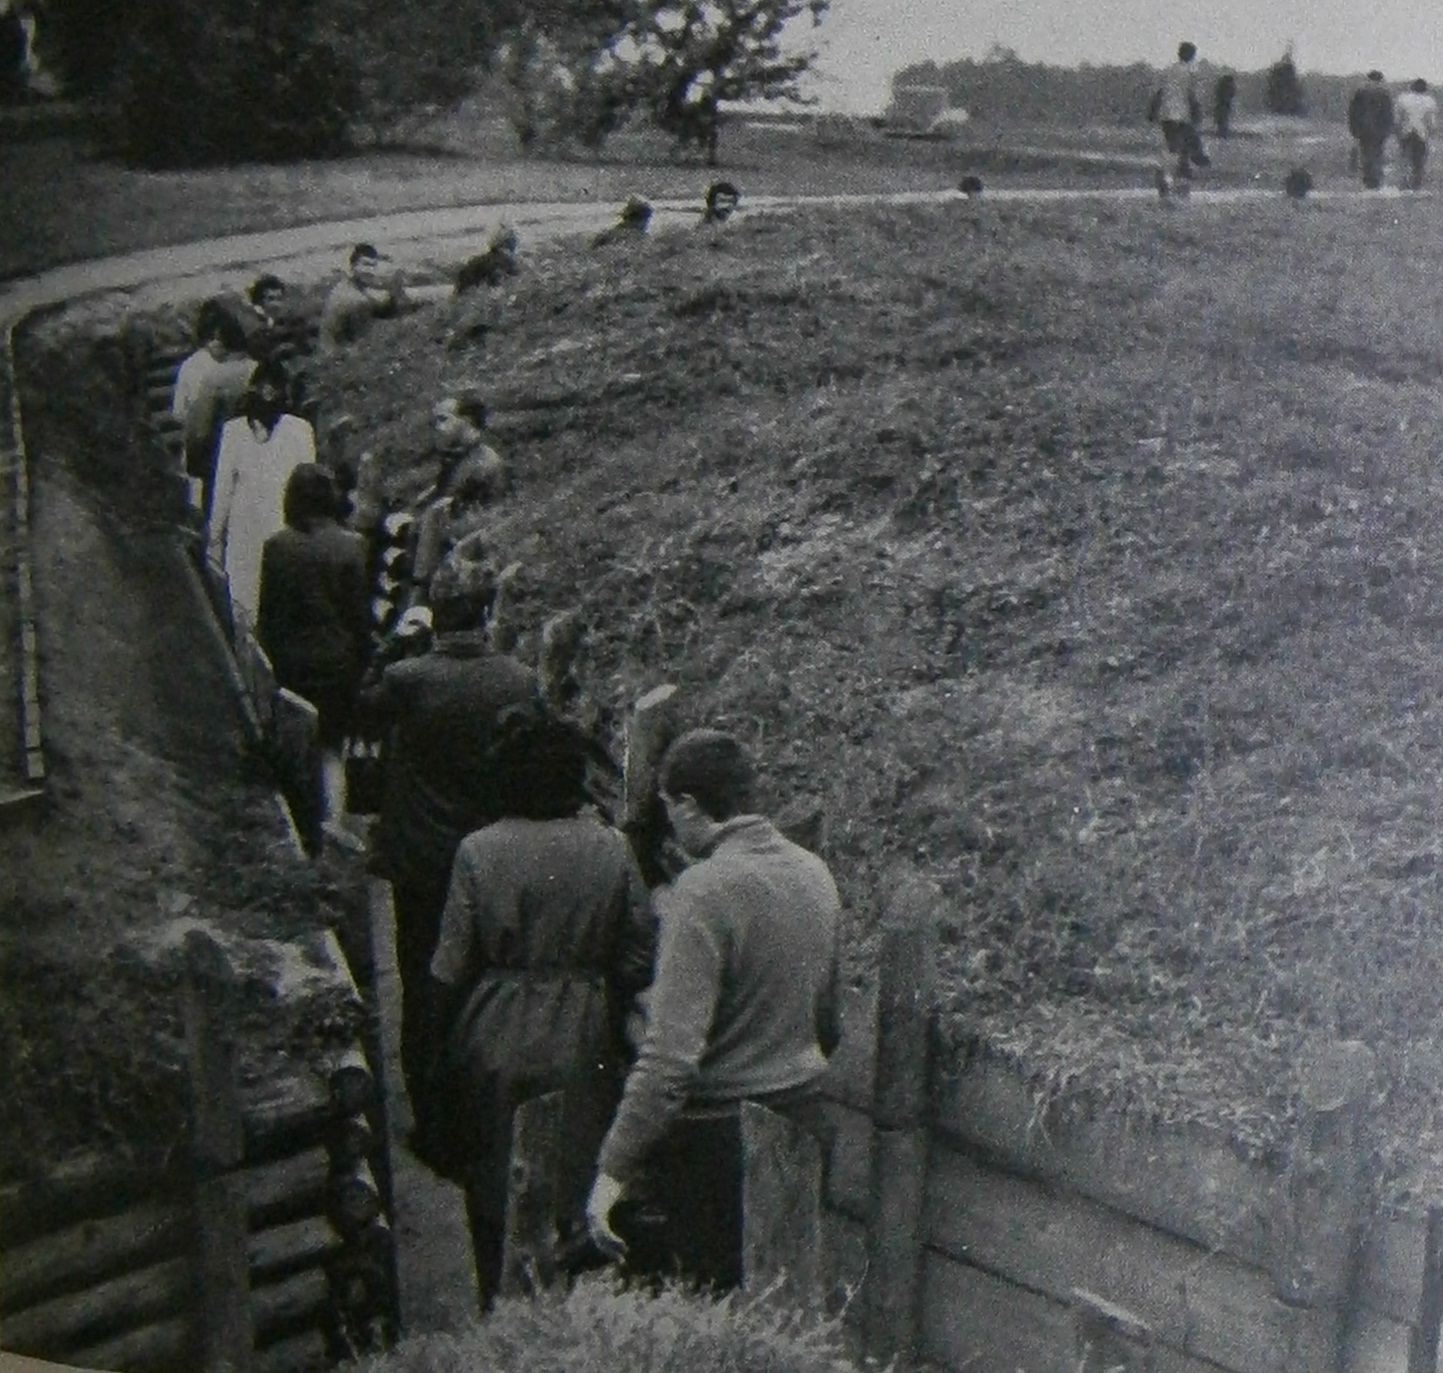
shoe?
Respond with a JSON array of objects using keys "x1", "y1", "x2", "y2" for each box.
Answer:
[{"x1": 321, "y1": 818, "x2": 366, "y2": 853}]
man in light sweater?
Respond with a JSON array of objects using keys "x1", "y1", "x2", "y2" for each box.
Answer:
[
  {"x1": 1153, "y1": 40, "x2": 1211, "y2": 196},
  {"x1": 585, "y1": 729, "x2": 842, "y2": 1290},
  {"x1": 1395, "y1": 79, "x2": 1439, "y2": 190}
]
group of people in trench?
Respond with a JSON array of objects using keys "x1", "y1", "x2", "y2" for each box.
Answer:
[
  {"x1": 1148, "y1": 41, "x2": 1440, "y2": 196},
  {"x1": 168, "y1": 180, "x2": 837, "y2": 1309}
]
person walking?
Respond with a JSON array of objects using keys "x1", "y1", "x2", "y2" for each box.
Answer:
[
  {"x1": 1152, "y1": 41, "x2": 1211, "y2": 196},
  {"x1": 585, "y1": 729, "x2": 842, "y2": 1292},
  {"x1": 1349, "y1": 71, "x2": 1395, "y2": 189},
  {"x1": 257, "y1": 465, "x2": 371, "y2": 841},
  {"x1": 206, "y1": 361, "x2": 315, "y2": 624},
  {"x1": 1213, "y1": 72, "x2": 1237, "y2": 138},
  {"x1": 1394, "y1": 78, "x2": 1439, "y2": 189},
  {"x1": 418, "y1": 705, "x2": 654, "y2": 1310},
  {"x1": 359, "y1": 552, "x2": 537, "y2": 1114},
  {"x1": 171, "y1": 300, "x2": 256, "y2": 514}
]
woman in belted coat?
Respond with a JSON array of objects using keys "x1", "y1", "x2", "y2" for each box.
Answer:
[{"x1": 418, "y1": 705, "x2": 653, "y2": 1310}]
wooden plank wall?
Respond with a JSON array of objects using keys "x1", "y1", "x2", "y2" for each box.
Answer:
[{"x1": 819, "y1": 987, "x2": 1436, "y2": 1373}]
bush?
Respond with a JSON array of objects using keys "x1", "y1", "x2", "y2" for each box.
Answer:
[
  {"x1": 360, "y1": 1276, "x2": 869, "y2": 1373},
  {"x1": 104, "y1": 0, "x2": 360, "y2": 168}
]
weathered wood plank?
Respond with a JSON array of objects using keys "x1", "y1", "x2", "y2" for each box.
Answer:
[
  {"x1": 0, "y1": 1257, "x2": 191, "y2": 1356},
  {"x1": 500, "y1": 1091, "x2": 564, "y2": 1298},
  {"x1": 822, "y1": 1099, "x2": 871, "y2": 1222},
  {"x1": 0, "y1": 1155, "x2": 176, "y2": 1252},
  {"x1": 66, "y1": 1315, "x2": 191, "y2": 1373},
  {"x1": 252, "y1": 1328, "x2": 330, "y2": 1373},
  {"x1": 244, "y1": 1149, "x2": 332, "y2": 1229},
  {"x1": 251, "y1": 1268, "x2": 331, "y2": 1346},
  {"x1": 741, "y1": 1101, "x2": 823, "y2": 1307},
  {"x1": 924, "y1": 1141, "x2": 1336, "y2": 1373},
  {"x1": 1366, "y1": 1211, "x2": 1428, "y2": 1328},
  {"x1": 247, "y1": 1217, "x2": 340, "y2": 1284},
  {"x1": 932, "y1": 1047, "x2": 1275, "y2": 1269},
  {"x1": 1350, "y1": 1310, "x2": 1411, "y2": 1373},
  {"x1": 0, "y1": 1198, "x2": 188, "y2": 1314}
]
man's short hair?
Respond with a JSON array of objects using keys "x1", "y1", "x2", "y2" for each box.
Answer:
[
  {"x1": 1177, "y1": 41, "x2": 1197, "y2": 62},
  {"x1": 1368, "y1": 70, "x2": 1385, "y2": 82},
  {"x1": 451, "y1": 390, "x2": 488, "y2": 430},
  {"x1": 706, "y1": 180, "x2": 740, "y2": 210},
  {"x1": 1413, "y1": 78, "x2": 1429, "y2": 93},
  {"x1": 349, "y1": 243, "x2": 380, "y2": 268},
  {"x1": 248, "y1": 273, "x2": 285, "y2": 305},
  {"x1": 429, "y1": 549, "x2": 498, "y2": 633},
  {"x1": 660, "y1": 729, "x2": 756, "y2": 821}
]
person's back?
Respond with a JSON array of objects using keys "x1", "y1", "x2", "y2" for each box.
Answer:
[
  {"x1": 1350, "y1": 82, "x2": 1394, "y2": 141},
  {"x1": 372, "y1": 635, "x2": 536, "y2": 887},
  {"x1": 258, "y1": 522, "x2": 369, "y2": 689},
  {"x1": 1158, "y1": 58, "x2": 1197, "y2": 124},
  {"x1": 1396, "y1": 87, "x2": 1438, "y2": 139},
  {"x1": 663, "y1": 817, "x2": 838, "y2": 1103}
]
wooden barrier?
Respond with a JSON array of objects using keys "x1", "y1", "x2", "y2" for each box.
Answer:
[{"x1": 740, "y1": 1102, "x2": 823, "y2": 1308}]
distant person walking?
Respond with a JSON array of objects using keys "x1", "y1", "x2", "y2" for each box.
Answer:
[
  {"x1": 1151, "y1": 42, "x2": 1211, "y2": 195},
  {"x1": 1349, "y1": 71, "x2": 1395, "y2": 189},
  {"x1": 1394, "y1": 79, "x2": 1439, "y2": 189},
  {"x1": 1213, "y1": 72, "x2": 1237, "y2": 138}
]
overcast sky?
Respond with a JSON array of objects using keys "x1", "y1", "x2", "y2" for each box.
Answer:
[{"x1": 805, "y1": 0, "x2": 1443, "y2": 113}]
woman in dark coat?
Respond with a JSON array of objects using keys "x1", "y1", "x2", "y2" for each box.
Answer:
[
  {"x1": 419, "y1": 705, "x2": 653, "y2": 1310},
  {"x1": 257, "y1": 464, "x2": 371, "y2": 828}
]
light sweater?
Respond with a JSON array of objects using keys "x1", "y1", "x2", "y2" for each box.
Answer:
[{"x1": 596, "y1": 814, "x2": 841, "y2": 1184}]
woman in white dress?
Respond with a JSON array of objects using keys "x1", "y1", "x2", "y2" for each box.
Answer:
[{"x1": 206, "y1": 362, "x2": 315, "y2": 625}]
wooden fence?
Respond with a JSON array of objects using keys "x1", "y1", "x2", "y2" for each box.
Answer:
[
  {"x1": 0, "y1": 928, "x2": 398, "y2": 1373},
  {"x1": 807, "y1": 871, "x2": 1443, "y2": 1373}
]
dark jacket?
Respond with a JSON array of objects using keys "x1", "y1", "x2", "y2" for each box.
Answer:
[
  {"x1": 1350, "y1": 84, "x2": 1395, "y2": 142},
  {"x1": 424, "y1": 815, "x2": 654, "y2": 1218},
  {"x1": 362, "y1": 633, "x2": 537, "y2": 890},
  {"x1": 257, "y1": 522, "x2": 370, "y2": 717}
]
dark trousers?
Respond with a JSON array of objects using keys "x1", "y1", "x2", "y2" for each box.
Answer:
[
  {"x1": 1401, "y1": 132, "x2": 1429, "y2": 189},
  {"x1": 391, "y1": 873, "x2": 450, "y2": 1115},
  {"x1": 1359, "y1": 136, "x2": 1387, "y2": 189},
  {"x1": 618, "y1": 1114, "x2": 746, "y2": 1293}
]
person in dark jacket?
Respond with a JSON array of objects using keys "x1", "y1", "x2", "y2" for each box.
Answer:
[
  {"x1": 419, "y1": 704, "x2": 654, "y2": 1310},
  {"x1": 257, "y1": 464, "x2": 370, "y2": 836},
  {"x1": 360, "y1": 551, "x2": 538, "y2": 1112},
  {"x1": 1349, "y1": 71, "x2": 1395, "y2": 189}
]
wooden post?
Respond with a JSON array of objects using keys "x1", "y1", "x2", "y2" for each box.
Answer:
[
  {"x1": 623, "y1": 684, "x2": 679, "y2": 885},
  {"x1": 1271, "y1": 1039, "x2": 1376, "y2": 1371},
  {"x1": 861, "y1": 869, "x2": 940, "y2": 1368},
  {"x1": 539, "y1": 609, "x2": 586, "y2": 714},
  {"x1": 499, "y1": 1091, "x2": 566, "y2": 1299},
  {"x1": 1408, "y1": 1205, "x2": 1443, "y2": 1373},
  {"x1": 490, "y1": 560, "x2": 524, "y2": 653},
  {"x1": 1072, "y1": 1289, "x2": 1156, "y2": 1372},
  {"x1": 741, "y1": 1101, "x2": 823, "y2": 1309},
  {"x1": 183, "y1": 929, "x2": 255, "y2": 1373}
]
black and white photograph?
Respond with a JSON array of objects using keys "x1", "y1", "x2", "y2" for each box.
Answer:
[{"x1": 3, "y1": 2, "x2": 1443, "y2": 1371}]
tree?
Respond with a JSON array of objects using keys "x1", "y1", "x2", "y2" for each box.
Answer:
[
  {"x1": 1265, "y1": 48, "x2": 1306, "y2": 116},
  {"x1": 601, "y1": 0, "x2": 830, "y2": 165}
]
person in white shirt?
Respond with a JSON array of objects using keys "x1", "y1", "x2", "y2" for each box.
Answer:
[
  {"x1": 1151, "y1": 42, "x2": 1211, "y2": 196},
  {"x1": 1394, "y1": 79, "x2": 1439, "y2": 190},
  {"x1": 171, "y1": 301, "x2": 256, "y2": 514}
]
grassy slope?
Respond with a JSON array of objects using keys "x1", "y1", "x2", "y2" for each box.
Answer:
[
  {"x1": 0, "y1": 114, "x2": 1327, "y2": 280},
  {"x1": 315, "y1": 196, "x2": 1443, "y2": 1196}
]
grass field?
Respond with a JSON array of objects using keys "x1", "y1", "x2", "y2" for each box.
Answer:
[
  {"x1": 298, "y1": 190, "x2": 1443, "y2": 1200},
  {"x1": 0, "y1": 110, "x2": 1363, "y2": 280}
]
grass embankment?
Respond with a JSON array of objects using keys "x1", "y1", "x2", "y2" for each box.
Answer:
[
  {"x1": 0, "y1": 112, "x2": 1325, "y2": 281},
  {"x1": 314, "y1": 195, "x2": 1443, "y2": 1198}
]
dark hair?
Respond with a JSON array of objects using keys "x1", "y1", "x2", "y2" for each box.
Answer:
[
  {"x1": 1368, "y1": 70, "x2": 1385, "y2": 82},
  {"x1": 660, "y1": 729, "x2": 756, "y2": 821},
  {"x1": 490, "y1": 703, "x2": 590, "y2": 820},
  {"x1": 248, "y1": 273, "x2": 285, "y2": 305},
  {"x1": 451, "y1": 390, "x2": 488, "y2": 430},
  {"x1": 196, "y1": 298, "x2": 248, "y2": 352},
  {"x1": 429, "y1": 551, "x2": 497, "y2": 633},
  {"x1": 283, "y1": 464, "x2": 341, "y2": 531},
  {"x1": 1413, "y1": 78, "x2": 1429, "y2": 93},
  {"x1": 243, "y1": 359, "x2": 293, "y2": 426},
  {"x1": 1177, "y1": 41, "x2": 1197, "y2": 62},
  {"x1": 705, "y1": 180, "x2": 740, "y2": 209},
  {"x1": 350, "y1": 243, "x2": 380, "y2": 267}
]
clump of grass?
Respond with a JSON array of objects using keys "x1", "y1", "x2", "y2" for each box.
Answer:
[{"x1": 361, "y1": 1276, "x2": 873, "y2": 1373}]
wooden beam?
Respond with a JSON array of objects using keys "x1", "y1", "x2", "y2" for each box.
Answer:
[
  {"x1": 740, "y1": 1101, "x2": 823, "y2": 1308},
  {"x1": 500, "y1": 1091, "x2": 565, "y2": 1298}
]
